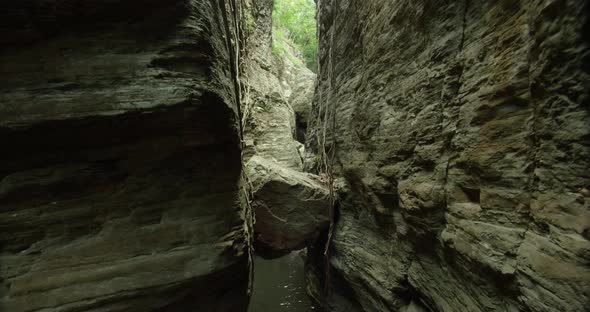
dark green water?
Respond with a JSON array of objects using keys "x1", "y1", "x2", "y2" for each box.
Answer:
[{"x1": 248, "y1": 253, "x2": 318, "y2": 312}]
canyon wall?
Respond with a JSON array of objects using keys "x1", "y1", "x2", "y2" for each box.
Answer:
[
  {"x1": 308, "y1": 0, "x2": 590, "y2": 311},
  {"x1": 0, "y1": 1, "x2": 250, "y2": 311}
]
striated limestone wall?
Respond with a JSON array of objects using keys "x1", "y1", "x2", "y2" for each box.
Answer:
[{"x1": 308, "y1": 0, "x2": 590, "y2": 311}]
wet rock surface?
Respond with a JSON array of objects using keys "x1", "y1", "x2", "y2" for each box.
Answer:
[
  {"x1": 308, "y1": 0, "x2": 590, "y2": 311},
  {"x1": 0, "y1": 0, "x2": 249, "y2": 311}
]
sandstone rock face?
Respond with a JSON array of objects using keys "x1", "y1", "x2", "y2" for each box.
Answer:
[
  {"x1": 0, "y1": 1, "x2": 250, "y2": 311},
  {"x1": 247, "y1": 156, "x2": 330, "y2": 258},
  {"x1": 308, "y1": 0, "x2": 590, "y2": 311}
]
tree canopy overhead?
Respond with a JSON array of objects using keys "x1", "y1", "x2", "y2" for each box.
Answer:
[{"x1": 272, "y1": 0, "x2": 317, "y2": 71}]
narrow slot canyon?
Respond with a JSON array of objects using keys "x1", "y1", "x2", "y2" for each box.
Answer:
[{"x1": 1, "y1": 0, "x2": 589, "y2": 312}]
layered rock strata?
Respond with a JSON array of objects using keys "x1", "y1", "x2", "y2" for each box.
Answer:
[
  {"x1": 0, "y1": 1, "x2": 249, "y2": 311},
  {"x1": 308, "y1": 0, "x2": 590, "y2": 311}
]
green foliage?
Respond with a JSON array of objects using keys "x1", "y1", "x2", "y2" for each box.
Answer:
[
  {"x1": 245, "y1": 9, "x2": 255, "y2": 34},
  {"x1": 272, "y1": 26, "x2": 305, "y2": 68},
  {"x1": 272, "y1": 0, "x2": 317, "y2": 71}
]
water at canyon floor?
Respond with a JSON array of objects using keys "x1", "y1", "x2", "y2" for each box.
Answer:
[{"x1": 248, "y1": 253, "x2": 317, "y2": 311}]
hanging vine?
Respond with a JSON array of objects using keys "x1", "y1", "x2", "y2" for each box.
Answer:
[
  {"x1": 313, "y1": 0, "x2": 338, "y2": 306},
  {"x1": 220, "y1": 0, "x2": 256, "y2": 297}
]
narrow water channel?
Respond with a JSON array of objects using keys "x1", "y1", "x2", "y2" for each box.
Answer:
[{"x1": 248, "y1": 253, "x2": 318, "y2": 311}]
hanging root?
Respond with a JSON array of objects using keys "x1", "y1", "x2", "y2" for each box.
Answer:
[
  {"x1": 312, "y1": 0, "x2": 338, "y2": 307},
  {"x1": 222, "y1": 0, "x2": 256, "y2": 298},
  {"x1": 240, "y1": 168, "x2": 256, "y2": 296}
]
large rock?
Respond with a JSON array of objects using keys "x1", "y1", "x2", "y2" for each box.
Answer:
[
  {"x1": 0, "y1": 1, "x2": 250, "y2": 311},
  {"x1": 247, "y1": 156, "x2": 330, "y2": 258},
  {"x1": 307, "y1": 0, "x2": 590, "y2": 311}
]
